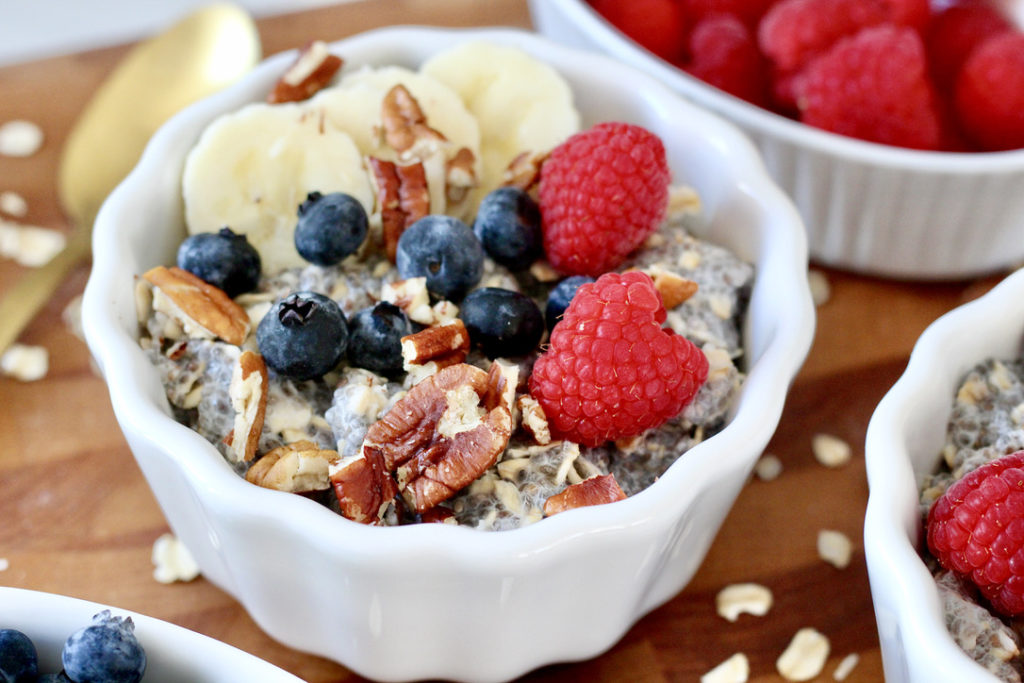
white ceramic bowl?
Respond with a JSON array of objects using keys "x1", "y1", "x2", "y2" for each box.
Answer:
[
  {"x1": 0, "y1": 587, "x2": 302, "y2": 681},
  {"x1": 82, "y1": 26, "x2": 814, "y2": 682},
  {"x1": 865, "y1": 267, "x2": 1024, "y2": 682},
  {"x1": 530, "y1": 0, "x2": 1024, "y2": 280}
]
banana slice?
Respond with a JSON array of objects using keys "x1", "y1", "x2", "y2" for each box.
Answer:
[
  {"x1": 182, "y1": 102, "x2": 374, "y2": 272},
  {"x1": 421, "y1": 42, "x2": 581, "y2": 198},
  {"x1": 309, "y1": 66, "x2": 482, "y2": 219}
]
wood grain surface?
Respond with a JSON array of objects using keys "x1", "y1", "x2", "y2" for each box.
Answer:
[{"x1": 0, "y1": 1, "x2": 1013, "y2": 680}]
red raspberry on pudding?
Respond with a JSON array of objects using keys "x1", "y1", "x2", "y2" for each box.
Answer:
[
  {"x1": 539, "y1": 122, "x2": 671, "y2": 278},
  {"x1": 528, "y1": 271, "x2": 708, "y2": 447}
]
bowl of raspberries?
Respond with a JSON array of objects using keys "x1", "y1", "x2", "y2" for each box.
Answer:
[
  {"x1": 81, "y1": 26, "x2": 814, "y2": 681},
  {"x1": 865, "y1": 267, "x2": 1024, "y2": 682},
  {"x1": 0, "y1": 587, "x2": 302, "y2": 682},
  {"x1": 531, "y1": 0, "x2": 1024, "y2": 280}
]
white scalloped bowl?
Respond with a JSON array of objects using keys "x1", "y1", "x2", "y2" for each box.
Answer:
[
  {"x1": 0, "y1": 587, "x2": 302, "y2": 682},
  {"x1": 530, "y1": 0, "x2": 1024, "y2": 280},
  {"x1": 865, "y1": 267, "x2": 1024, "y2": 682},
  {"x1": 82, "y1": 26, "x2": 814, "y2": 682}
]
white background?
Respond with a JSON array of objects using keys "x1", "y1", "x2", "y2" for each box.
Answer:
[{"x1": 0, "y1": 1, "x2": 350, "y2": 67}]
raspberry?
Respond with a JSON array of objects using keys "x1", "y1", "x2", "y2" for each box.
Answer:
[
  {"x1": 927, "y1": 451, "x2": 1024, "y2": 617},
  {"x1": 954, "y1": 31, "x2": 1024, "y2": 151},
  {"x1": 539, "y1": 122, "x2": 671, "y2": 277},
  {"x1": 794, "y1": 25, "x2": 942, "y2": 150},
  {"x1": 926, "y1": 4, "x2": 1013, "y2": 92},
  {"x1": 590, "y1": 0, "x2": 688, "y2": 63},
  {"x1": 683, "y1": 14, "x2": 768, "y2": 106},
  {"x1": 527, "y1": 271, "x2": 708, "y2": 447},
  {"x1": 682, "y1": 0, "x2": 776, "y2": 28}
]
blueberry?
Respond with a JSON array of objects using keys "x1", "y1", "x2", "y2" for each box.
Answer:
[
  {"x1": 38, "y1": 674, "x2": 72, "y2": 682},
  {"x1": 545, "y1": 275, "x2": 594, "y2": 331},
  {"x1": 472, "y1": 187, "x2": 543, "y2": 271},
  {"x1": 294, "y1": 191, "x2": 368, "y2": 266},
  {"x1": 346, "y1": 302, "x2": 413, "y2": 377},
  {"x1": 257, "y1": 291, "x2": 348, "y2": 380},
  {"x1": 0, "y1": 629, "x2": 38, "y2": 683},
  {"x1": 176, "y1": 227, "x2": 261, "y2": 298},
  {"x1": 61, "y1": 611, "x2": 146, "y2": 683},
  {"x1": 459, "y1": 288, "x2": 544, "y2": 358},
  {"x1": 396, "y1": 215, "x2": 484, "y2": 301}
]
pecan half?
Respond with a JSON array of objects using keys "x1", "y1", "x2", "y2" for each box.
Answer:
[
  {"x1": 246, "y1": 440, "x2": 337, "y2": 492},
  {"x1": 267, "y1": 40, "x2": 343, "y2": 104},
  {"x1": 329, "y1": 449, "x2": 398, "y2": 525},
  {"x1": 401, "y1": 319, "x2": 469, "y2": 370},
  {"x1": 381, "y1": 84, "x2": 446, "y2": 156},
  {"x1": 501, "y1": 150, "x2": 549, "y2": 192},
  {"x1": 543, "y1": 474, "x2": 627, "y2": 516},
  {"x1": 226, "y1": 350, "x2": 269, "y2": 463},
  {"x1": 368, "y1": 157, "x2": 430, "y2": 262},
  {"x1": 142, "y1": 266, "x2": 250, "y2": 345}
]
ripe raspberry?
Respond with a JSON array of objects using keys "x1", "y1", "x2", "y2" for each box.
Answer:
[
  {"x1": 683, "y1": 0, "x2": 776, "y2": 28},
  {"x1": 590, "y1": 0, "x2": 688, "y2": 63},
  {"x1": 794, "y1": 26, "x2": 942, "y2": 150},
  {"x1": 539, "y1": 122, "x2": 671, "y2": 277},
  {"x1": 528, "y1": 271, "x2": 708, "y2": 447},
  {"x1": 927, "y1": 451, "x2": 1024, "y2": 617},
  {"x1": 955, "y1": 31, "x2": 1024, "y2": 151},
  {"x1": 926, "y1": 4, "x2": 1013, "y2": 92},
  {"x1": 683, "y1": 14, "x2": 768, "y2": 106}
]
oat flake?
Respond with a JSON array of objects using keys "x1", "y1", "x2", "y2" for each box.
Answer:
[
  {"x1": 1, "y1": 344, "x2": 48, "y2": 382},
  {"x1": 152, "y1": 533, "x2": 200, "y2": 583},
  {"x1": 812, "y1": 433, "x2": 851, "y2": 468},
  {"x1": 833, "y1": 653, "x2": 859, "y2": 681},
  {"x1": 755, "y1": 453, "x2": 783, "y2": 481},
  {"x1": 777, "y1": 628, "x2": 830, "y2": 681},
  {"x1": 0, "y1": 190, "x2": 28, "y2": 217},
  {"x1": 701, "y1": 652, "x2": 749, "y2": 683},
  {"x1": 0, "y1": 120, "x2": 44, "y2": 157}
]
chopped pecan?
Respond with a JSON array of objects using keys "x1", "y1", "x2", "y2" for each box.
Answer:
[
  {"x1": 246, "y1": 440, "x2": 337, "y2": 492},
  {"x1": 417, "y1": 507, "x2": 456, "y2": 524},
  {"x1": 543, "y1": 474, "x2": 626, "y2": 516},
  {"x1": 267, "y1": 40, "x2": 343, "y2": 104},
  {"x1": 381, "y1": 84, "x2": 446, "y2": 156},
  {"x1": 648, "y1": 268, "x2": 699, "y2": 309},
  {"x1": 142, "y1": 266, "x2": 250, "y2": 345},
  {"x1": 516, "y1": 394, "x2": 551, "y2": 445},
  {"x1": 368, "y1": 157, "x2": 430, "y2": 262},
  {"x1": 226, "y1": 350, "x2": 269, "y2": 463},
  {"x1": 484, "y1": 360, "x2": 519, "y2": 414},
  {"x1": 381, "y1": 277, "x2": 433, "y2": 325},
  {"x1": 445, "y1": 146, "x2": 478, "y2": 204},
  {"x1": 501, "y1": 150, "x2": 549, "y2": 192},
  {"x1": 329, "y1": 449, "x2": 398, "y2": 525},
  {"x1": 401, "y1": 319, "x2": 469, "y2": 370}
]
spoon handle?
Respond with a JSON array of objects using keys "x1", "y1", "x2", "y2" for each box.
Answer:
[{"x1": 0, "y1": 224, "x2": 90, "y2": 356}]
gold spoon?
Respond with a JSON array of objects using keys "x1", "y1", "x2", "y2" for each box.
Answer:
[{"x1": 0, "y1": 2, "x2": 261, "y2": 355}]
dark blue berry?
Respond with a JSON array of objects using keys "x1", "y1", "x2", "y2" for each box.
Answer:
[
  {"x1": 472, "y1": 187, "x2": 542, "y2": 271},
  {"x1": 396, "y1": 215, "x2": 484, "y2": 301},
  {"x1": 0, "y1": 629, "x2": 38, "y2": 683},
  {"x1": 347, "y1": 302, "x2": 413, "y2": 377},
  {"x1": 545, "y1": 275, "x2": 594, "y2": 331},
  {"x1": 61, "y1": 611, "x2": 146, "y2": 683},
  {"x1": 459, "y1": 288, "x2": 544, "y2": 358},
  {"x1": 257, "y1": 291, "x2": 348, "y2": 380},
  {"x1": 176, "y1": 227, "x2": 261, "y2": 298},
  {"x1": 294, "y1": 191, "x2": 368, "y2": 266}
]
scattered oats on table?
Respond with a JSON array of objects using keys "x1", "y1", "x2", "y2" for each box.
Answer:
[
  {"x1": 0, "y1": 119, "x2": 44, "y2": 157},
  {"x1": 701, "y1": 652, "x2": 749, "y2": 683},
  {"x1": 0, "y1": 343, "x2": 48, "y2": 382},
  {"x1": 777, "y1": 627, "x2": 830, "y2": 682},
  {"x1": 812, "y1": 433, "x2": 851, "y2": 468}
]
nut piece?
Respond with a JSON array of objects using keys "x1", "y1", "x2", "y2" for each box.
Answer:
[
  {"x1": 701, "y1": 653, "x2": 750, "y2": 683},
  {"x1": 776, "y1": 628, "x2": 830, "y2": 682},
  {"x1": 446, "y1": 146, "x2": 478, "y2": 204},
  {"x1": 715, "y1": 583, "x2": 774, "y2": 622},
  {"x1": 517, "y1": 395, "x2": 551, "y2": 445},
  {"x1": 647, "y1": 267, "x2": 699, "y2": 309},
  {"x1": 418, "y1": 507, "x2": 457, "y2": 524},
  {"x1": 267, "y1": 40, "x2": 343, "y2": 104},
  {"x1": 666, "y1": 184, "x2": 701, "y2": 220},
  {"x1": 368, "y1": 157, "x2": 430, "y2": 262},
  {"x1": 143, "y1": 266, "x2": 250, "y2": 346},
  {"x1": 501, "y1": 150, "x2": 549, "y2": 192},
  {"x1": 0, "y1": 343, "x2": 48, "y2": 382},
  {"x1": 381, "y1": 276, "x2": 433, "y2": 325},
  {"x1": 0, "y1": 120, "x2": 44, "y2": 157},
  {"x1": 817, "y1": 529, "x2": 853, "y2": 569},
  {"x1": 226, "y1": 351, "x2": 268, "y2": 463},
  {"x1": 381, "y1": 84, "x2": 447, "y2": 156},
  {"x1": 246, "y1": 440, "x2": 337, "y2": 492},
  {"x1": 485, "y1": 359, "x2": 519, "y2": 415},
  {"x1": 329, "y1": 449, "x2": 398, "y2": 524},
  {"x1": 543, "y1": 473, "x2": 626, "y2": 516},
  {"x1": 401, "y1": 319, "x2": 470, "y2": 371},
  {"x1": 812, "y1": 433, "x2": 851, "y2": 468}
]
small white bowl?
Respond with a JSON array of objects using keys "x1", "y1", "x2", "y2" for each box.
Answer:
[
  {"x1": 530, "y1": 0, "x2": 1024, "y2": 280},
  {"x1": 82, "y1": 26, "x2": 814, "y2": 682},
  {"x1": 0, "y1": 587, "x2": 302, "y2": 682},
  {"x1": 865, "y1": 267, "x2": 1024, "y2": 682}
]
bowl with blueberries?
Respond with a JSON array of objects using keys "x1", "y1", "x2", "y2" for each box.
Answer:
[
  {"x1": 0, "y1": 587, "x2": 302, "y2": 682},
  {"x1": 81, "y1": 26, "x2": 814, "y2": 681}
]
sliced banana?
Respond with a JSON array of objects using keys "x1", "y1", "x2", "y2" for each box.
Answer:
[
  {"x1": 182, "y1": 102, "x2": 374, "y2": 272},
  {"x1": 310, "y1": 65, "x2": 482, "y2": 219},
  {"x1": 421, "y1": 42, "x2": 580, "y2": 198}
]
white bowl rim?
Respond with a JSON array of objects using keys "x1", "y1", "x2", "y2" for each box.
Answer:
[
  {"x1": 82, "y1": 25, "x2": 815, "y2": 564},
  {"x1": 542, "y1": 0, "x2": 1024, "y2": 174},
  {"x1": 864, "y1": 267, "x2": 1024, "y2": 680}
]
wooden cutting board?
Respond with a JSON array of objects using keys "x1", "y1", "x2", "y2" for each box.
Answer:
[{"x1": 0, "y1": 0, "x2": 1010, "y2": 680}]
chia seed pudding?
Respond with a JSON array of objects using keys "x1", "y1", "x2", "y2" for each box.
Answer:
[{"x1": 920, "y1": 358, "x2": 1024, "y2": 680}]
